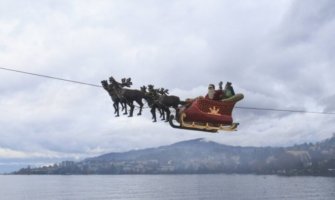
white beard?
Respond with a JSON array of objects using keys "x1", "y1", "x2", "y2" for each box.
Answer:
[{"x1": 208, "y1": 89, "x2": 215, "y2": 99}]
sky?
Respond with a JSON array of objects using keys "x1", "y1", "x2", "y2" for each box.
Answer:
[{"x1": 1, "y1": 0, "x2": 335, "y2": 173}]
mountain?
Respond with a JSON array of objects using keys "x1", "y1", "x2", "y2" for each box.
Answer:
[{"x1": 14, "y1": 135, "x2": 335, "y2": 176}]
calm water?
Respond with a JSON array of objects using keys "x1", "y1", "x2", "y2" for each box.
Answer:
[{"x1": 0, "y1": 174, "x2": 334, "y2": 200}]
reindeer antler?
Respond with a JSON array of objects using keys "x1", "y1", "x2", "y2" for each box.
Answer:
[
  {"x1": 148, "y1": 84, "x2": 154, "y2": 91},
  {"x1": 140, "y1": 85, "x2": 147, "y2": 93},
  {"x1": 120, "y1": 77, "x2": 132, "y2": 87},
  {"x1": 109, "y1": 76, "x2": 116, "y2": 83},
  {"x1": 126, "y1": 78, "x2": 132, "y2": 85},
  {"x1": 158, "y1": 88, "x2": 169, "y2": 95}
]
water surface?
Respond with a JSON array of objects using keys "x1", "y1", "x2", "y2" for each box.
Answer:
[{"x1": 0, "y1": 174, "x2": 334, "y2": 200}]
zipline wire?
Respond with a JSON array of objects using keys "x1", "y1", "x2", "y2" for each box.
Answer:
[
  {"x1": 1, "y1": 66, "x2": 335, "y2": 115},
  {"x1": 0, "y1": 67, "x2": 102, "y2": 88},
  {"x1": 235, "y1": 106, "x2": 335, "y2": 115}
]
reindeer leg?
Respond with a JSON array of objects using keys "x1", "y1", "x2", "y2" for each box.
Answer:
[
  {"x1": 173, "y1": 106, "x2": 179, "y2": 117},
  {"x1": 113, "y1": 103, "x2": 117, "y2": 115},
  {"x1": 121, "y1": 102, "x2": 125, "y2": 111},
  {"x1": 128, "y1": 102, "x2": 134, "y2": 117},
  {"x1": 123, "y1": 102, "x2": 128, "y2": 115},
  {"x1": 164, "y1": 107, "x2": 170, "y2": 122},
  {"x1": 159, "y1": 108, "x2": 164, "y2": 119},
  {"x1": 137, "y1": 100, "x2": 143, "y2": 116},
  {"x1": 115, "y1": 102, "x2": 120, "y2": 117},
  {"x1": 161, "y1": 108, "x2": 166, "y2": 121},
  {"x1": 166, "y1": 109, "x2": 170, "y2": 122},
  {"x1": 151, "y1": 107, "x2": 157, "y2": 122}
]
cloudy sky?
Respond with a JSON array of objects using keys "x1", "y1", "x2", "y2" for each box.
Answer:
[{"x1": 1, "y1": 0, "x2": 335, "y2": 172}]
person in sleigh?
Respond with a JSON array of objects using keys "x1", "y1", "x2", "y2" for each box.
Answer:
[{"x1": 205, "y1": 81, "x2": 235, "y2": 100}]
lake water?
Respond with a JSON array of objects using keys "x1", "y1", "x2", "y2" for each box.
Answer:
[{"x1": 0, "y1": 174, "x2": 334, "y2": 200}]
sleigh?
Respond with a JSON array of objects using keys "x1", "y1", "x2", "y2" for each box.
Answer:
[{"x1": 169, "y1": 94, "x2": 244, "y2": 133}]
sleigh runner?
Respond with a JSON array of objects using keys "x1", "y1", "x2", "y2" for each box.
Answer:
[{"x1": 169, "y1": 94, "x2": 244, "y2": 133}]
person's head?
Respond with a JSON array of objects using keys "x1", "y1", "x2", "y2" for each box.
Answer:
[
  {"x1": 208, "y1": 84, "x2": 215, "y2": 90},
  {"x1": 208, "y1": 84, "x2": 215, "y2": 99},
  {"x1": 225, "y1": 82, "x2": 232, "y2": 88}
]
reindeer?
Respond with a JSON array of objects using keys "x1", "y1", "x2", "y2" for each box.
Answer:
[
  {"x1": 101, "y1": 80, "x2": 126, "y2": 117},
  {"x1": 109, "y1": 76, "x2": 146, "y2": 117},
  {"x1": 141, "y1": 85, "x2": 165, "y2": 122},
  {"x1": 143, "y1": 85, "x2": 185, "y2": 122},
  {"x1": 156, "y1": 88, "x2": 185, "y2": 122}
]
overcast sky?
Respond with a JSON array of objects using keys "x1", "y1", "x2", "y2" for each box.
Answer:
[{"x1": 1, "y1": 0, "x2": 335, "y2": 172}]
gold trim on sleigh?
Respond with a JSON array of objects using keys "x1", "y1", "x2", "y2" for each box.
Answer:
[{"x1": 179, "y1": 113, "x2": 239, "y2": 132}]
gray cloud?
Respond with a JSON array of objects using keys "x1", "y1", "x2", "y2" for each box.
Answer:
[
  {"x1": 279, "y1": 0, "x2": 335, "y2": 45},
  {"x1": 1, "y1": 0, "x2": 335, "y2": 172}
]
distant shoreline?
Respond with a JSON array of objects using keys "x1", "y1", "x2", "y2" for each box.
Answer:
[{"x1": 11, "y1": 136, "x2": 335, "y2": 177}]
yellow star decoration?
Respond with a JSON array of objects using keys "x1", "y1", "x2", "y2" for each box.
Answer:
[{"x1": 208, "y1": 106, "x2": 221, "y2": 116}]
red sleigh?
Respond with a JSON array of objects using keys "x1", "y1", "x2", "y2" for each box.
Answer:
[{"x1": 169, "y1": 94, "x2": 244, "y2": 133}]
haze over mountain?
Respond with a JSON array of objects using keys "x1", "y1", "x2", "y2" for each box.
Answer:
[{"x1": 15, "y1": 134, "x2": 335, "y2": 176}]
